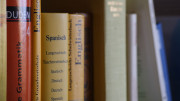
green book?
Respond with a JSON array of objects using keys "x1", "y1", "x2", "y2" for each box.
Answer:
[
  {"x1": 105, "y1": 0, "x2": 126, "y2": 101},
  {"x1": 0, "y1": 0, "x2": 7, "y2": 100}
]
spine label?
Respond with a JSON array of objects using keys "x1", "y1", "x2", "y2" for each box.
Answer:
[{"x1": 7, "y1": 6, "x2": 31, "y2": 22}]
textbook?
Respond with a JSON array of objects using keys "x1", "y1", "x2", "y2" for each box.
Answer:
[
  {"x1": 31, "y1": 0, "x2": 41, "y2": 100},
  {"x1": 41, "y1": 13, "x2": 69, "y2": 101},
  {"x1": 7, "y1": 0, "x2": 32, "y2": 100},
  {"x1": 31, "y1": 0, "x2": 41, "y2": 101},
  {"x1": 68, "y1": 14, "x2": 85, "y2": 101}
]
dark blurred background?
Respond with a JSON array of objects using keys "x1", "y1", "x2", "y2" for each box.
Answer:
[{"x1": 154, "y1": 0, "x2": 180, "y2": 101}]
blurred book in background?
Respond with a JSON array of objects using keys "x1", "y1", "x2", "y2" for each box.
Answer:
[
  {"x1": 156, "y1": 23, "x2": 172, "y2": 101},
  {"x1": 157, "y1": 16, "x2": 180, "y2": 101}
]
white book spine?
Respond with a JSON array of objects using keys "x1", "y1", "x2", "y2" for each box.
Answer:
[{"x1": 127, "y1": 14, "x2": 138, "y2": 101}]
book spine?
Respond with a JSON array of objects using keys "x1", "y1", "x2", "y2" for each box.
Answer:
[
  {"x1": 7, "y1": 0, "x2": 32, "y2": 101},
  {"x1": 31, "y1": 0, "x2": 41, "y2": 100},
  {"x1": 82, "y1": 14, "x2": 94, "y2": 101},
  {"x1": 154, "y1": 23, "x2": 168, "y2": 101},
  {"x1": 105, "y1": 0, "x2": 126, "y2": 101},
  {"x1": 69, "y1": 14, "x2": 85, "y2": 101},
  {"x1": 127, "y1": 14, "x2": 138, "y2": 101},
  {"x1": 157, "y1": 23, "x2": 172, "y2": 101},
  {"x1": 0, "y1": 0, "x2": 7, "y2": 100},
  {"x1": 41, "y1": 13, "x2": 69, "y2": 101}
]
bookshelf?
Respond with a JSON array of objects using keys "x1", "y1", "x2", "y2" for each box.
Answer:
[{"x1": 42, "y1": 0, "x2": 106, "y2": 101}]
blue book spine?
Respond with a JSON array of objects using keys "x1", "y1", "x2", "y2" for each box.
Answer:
[{"x1": 157, "y1": 23, "x2": 172, "y2": 101}]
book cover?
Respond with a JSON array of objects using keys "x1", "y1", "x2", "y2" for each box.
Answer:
[
  {"x1": 127, "y1": 14, "x2": 138, "y2": 101},
  {"x1": 0, "y1": 0, "x2": 7, "y2": 100},
  {"x1": 127, "y1": 0, "x2": 166, "y2": 101},
  {"x1": 68, "y1": 14, "x2": 85, "y2": 101},
  {"x1": 157, "y1": 23, "x2": 172, "y2": 101},
  {"x1": 31, "y1": 0, "x2": 41, "y2": 100},
  {"x1": 41, "y1": 13, "x2": 69, "y2": 101},
  {"x1": 7, "y1": 0, "x2": 32, "y2": 101},
  {"x1": 105, "y1": 0, "x2": 126, "y2": 101}
]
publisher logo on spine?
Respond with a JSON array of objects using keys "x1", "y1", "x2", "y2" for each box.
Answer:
[{"x1": 7, "y1": 6, "x2": 31, "y2": 22}]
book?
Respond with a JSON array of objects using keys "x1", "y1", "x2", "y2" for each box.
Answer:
[
  {"x1": 127, "y1": 14, "x2": 138, "y2": 101},
  {"x1": 127, "y1": 0, "x2": 166, "y2": 101},
  {"x1": 41, "y1": 13, "x2": 69, "y2": 101},
  {"x1": 105, "y1": 0, "x2": 127, "y2": 101},
  {"x1": 68, "y1": 14, "x2": 85, "y2": 101},
  {"x1": 154, "y1": 22, "x2": 168, "y2": 101},
  {"x1": 7, "y1": 0, "x2": 32, "y2": 101},
  {"x1": 0, "y1": 0, "x2": 7, "y2": 100},
  {"x1": 157, "y1": 16, "x2": 180, "y2": 101},
  {"x1": 156, "y1": 23, "x2": 172, "y2": 101},
  {"x1": 82, "y1": 13, "x2": 94, "y2": 101},
  {"x1": 31, "y1": 0, "x2": 41, "y2": 100}
]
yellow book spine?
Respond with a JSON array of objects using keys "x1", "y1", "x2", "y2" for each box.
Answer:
[
  {"x1": 69, "y1": 14, "x2": 85, "y2": 101},
  {"x1": 0, "y1": 0, "x2": 7, "y2": 100},
  {"x1": 31, "y1": 0, "x2": 41, "y2": 100},
  {"x1": 42, "y1": 13, "x2": 69, "y2": 101}
]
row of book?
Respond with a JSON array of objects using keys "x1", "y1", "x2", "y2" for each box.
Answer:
[
  {"x1": 1, "y1": 0, "x2": 179, "y2": 101},
  {"x1": 128, "y1": 0, "x2": 180, "y2": 101},
  {"x1": 127, "y1": 0, "x2": 172, "y2": 101},
  {"x1": 0, "y1": 0, "x2": 94, "y2": 101}
]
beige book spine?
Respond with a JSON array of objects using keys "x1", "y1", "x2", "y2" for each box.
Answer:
[
  {"x1": 31, "y1": 0, "x2": 41, "y2": 100},
  {"x1": 42, "y1": 13, "x2": 69, "y2": 101},
  {"x1": 0, "y1": 0, "x2": 7, "y2": 100},
  {"x1": 69, "y1": 14, "x2": 85, "y2": 101}
]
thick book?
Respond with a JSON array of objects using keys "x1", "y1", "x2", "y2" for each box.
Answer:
[
  {"x1": 127, "y1": 0, "x2": 166, "y2": 101},
  {"x1": 81, "y1": 13, "x2": 94, "y2": 101},
  {"x1": 7, "y1": 0, "x2": 32, "y2": 101},
  {"x1": 0, "y1": 0, "x2": 7, "y2": 100},
  {"x1": 41, "y1": 13, "x2": 69, "y2": 101},
  {"x1": 68, "y1": 14, "x2": 85, "y2": 101},
  {"x1": 127, "y1": 14, "x2": 138, "y2": 101},
  {"x1": 31, "y1": 0, "x2": 41, "y2": 100},
  {"x1": 156, "y1": 23, "x2": 172, "y2": 101},
  {"x1": 105, "y1": 0, "x2": 127, "y2": 101}
]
